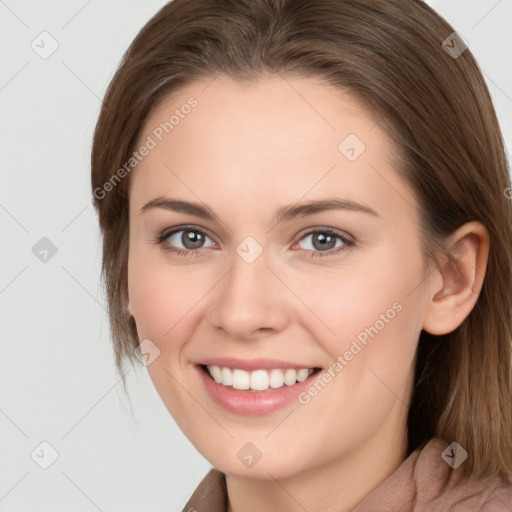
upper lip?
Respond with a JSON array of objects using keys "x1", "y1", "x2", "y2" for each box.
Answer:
[{"x1": 197, "y1": 357, "x2": 321, "y2": 371}]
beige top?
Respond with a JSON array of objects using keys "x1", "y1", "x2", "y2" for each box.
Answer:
[{"x1": 181, "y1": 438, "x2": 512, "y2": 511}]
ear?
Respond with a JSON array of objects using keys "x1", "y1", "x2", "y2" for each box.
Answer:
[
  {"x1": 422, "y1": 221, "x2": 489, "y2": 336},
  {"x1": 124, "y1": 288, "x2": 133, "y2": 317}
]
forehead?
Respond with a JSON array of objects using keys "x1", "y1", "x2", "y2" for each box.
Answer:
[
  {"x1": 129, "y1": 74, "x2": 413, "y2": 221},
  {"x1": 137, "y1": 73, "x2": 387, "y2": 158}
]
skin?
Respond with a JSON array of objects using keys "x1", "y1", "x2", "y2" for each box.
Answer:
[{"x1": 126, "y1": 74, "x2": 489, "y2": 512}]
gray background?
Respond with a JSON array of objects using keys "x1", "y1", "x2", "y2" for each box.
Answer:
[{"x1": 1, "y1": 1, "x2": 511, "y2": 511}]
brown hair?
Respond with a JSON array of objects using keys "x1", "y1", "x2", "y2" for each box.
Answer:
[{"x1": 91, "y1": 0, "x2": 512, "y2": 482}]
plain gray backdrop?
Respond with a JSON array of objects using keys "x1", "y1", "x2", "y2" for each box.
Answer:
[{"x1": 1, "y1": 1, "x2": 511, "y2": 511}]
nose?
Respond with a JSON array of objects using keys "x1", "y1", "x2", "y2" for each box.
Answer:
[{"x1": 206, "y1": 246, "x2": 290, "y2": 340}]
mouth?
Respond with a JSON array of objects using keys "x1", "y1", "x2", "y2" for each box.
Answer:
[{"x1": 198, "y1": 364, "x2": 322, "y2": 392}]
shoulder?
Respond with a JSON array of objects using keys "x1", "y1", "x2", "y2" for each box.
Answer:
[
  {"x1": 352, "y1": 437, "x2": 512, "y2": 511},
  {"x1": 479, "y1": 482, "x2": 512, "y2": 511},
  {"x1": 426, "y1": 475, "x2": 512, "y2": 511},
  {"x1": 412, "y1": 438, "x2": 512, "y2": 511}
]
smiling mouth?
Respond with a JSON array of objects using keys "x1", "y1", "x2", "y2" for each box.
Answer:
[{"x1": 200, "y1": 364, "x2": 322, "y2": 392}]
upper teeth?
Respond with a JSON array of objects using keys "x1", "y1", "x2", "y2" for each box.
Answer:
[{"x1": 206, "y1": 366, "x2": 314, "y2": 391}]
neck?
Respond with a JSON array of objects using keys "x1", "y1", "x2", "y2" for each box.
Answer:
[{"x1": 225, "y1": 405, "x2": 409, "y2": 512}]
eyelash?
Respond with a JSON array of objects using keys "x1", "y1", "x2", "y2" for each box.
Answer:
[{"x1": 153, "y1": 225, "x2": 355, "y2": 258}]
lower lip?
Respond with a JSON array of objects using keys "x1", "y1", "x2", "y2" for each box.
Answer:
[{"x1": 196, "y1": 365, "x2": 321, "y2": 416}]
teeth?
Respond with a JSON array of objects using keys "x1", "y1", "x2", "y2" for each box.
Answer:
[
  {"x1": 221, "y1": 367, "x2": 232, "y2": 386},
  {"x1": 232, "y1": 369, "x2": 250, "y2": 390},
  {"x1": 210, "y1": 365, "x2": 222, "y2": 383},
  {"x1": 250, "y1": 369, "x2": 269, "y2": 391},
  {"x1": 296, "y1": 368, "x2": 310, "y2": 382},
  {"x1": 269, "y1": 368, "x2": 284, "y2": 388},
  {"x1": 205, "y1": 365, "x2": 315, "y2": 391}
]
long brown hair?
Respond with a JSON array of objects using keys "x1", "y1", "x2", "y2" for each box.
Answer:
[{"x1": 91, "y1": 0, "x2": 512, "y2": 482}]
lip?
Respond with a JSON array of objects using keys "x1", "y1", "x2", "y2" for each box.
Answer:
[
  {"x1": 196, "y1": 363, "x2": 322, "y2": 416},
  {"x1": 197, "y1": 357, "x2": 319, "y2": 372}
]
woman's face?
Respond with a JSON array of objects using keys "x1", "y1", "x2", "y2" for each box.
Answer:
[{"x1": 127, "y1": 74, "x2": 431, "y2": 479}]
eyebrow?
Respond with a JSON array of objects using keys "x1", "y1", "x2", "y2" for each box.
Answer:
[{"x1": 140, "y1": 197, "x2": 379, "y2": 223}]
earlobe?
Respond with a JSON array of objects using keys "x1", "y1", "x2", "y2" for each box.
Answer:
[
  {"x1": 422, "y1": 221, "x2": 489, "y2": 336},
  {"x1": 125, "y1": 290, "x2": 133, "y2": 317},
  {"x1": 124, "y1": 286, "x2": 133, "y2": 316}
]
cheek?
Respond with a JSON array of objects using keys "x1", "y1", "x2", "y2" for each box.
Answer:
[
  {"x1": 127, "y1": 249, "x2": 193, "y2": 344},
  {"x1": 290, "y1": 244, "x2": 425, "y2": 421},
  {"x1": 315, "y1": 247, "x2": 425, "y2": 403},
  {"x1": 288, "y1": 247, "x2": 425, "y2": 352},
  {"x1": 287, "y1": 257, "x2": 424, "y2": 457},
  {"x1": 127, "y1": 252, "x2": 203, "y2": 415}
]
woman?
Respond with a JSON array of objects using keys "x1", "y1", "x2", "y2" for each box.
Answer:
[{"x1": 91, "y1": 0, "x2": 512, "y2": 510}]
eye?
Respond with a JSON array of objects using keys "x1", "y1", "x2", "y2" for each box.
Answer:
[
  {"x1": 294, "y1": 228, "x2": 354, "y2": 257},
  {"x1": 154, "y1": 225, "x2": 354, "y2": 258},
  {"x1": 154, "y1": 226, "x2": 215, "y2": 256}
]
